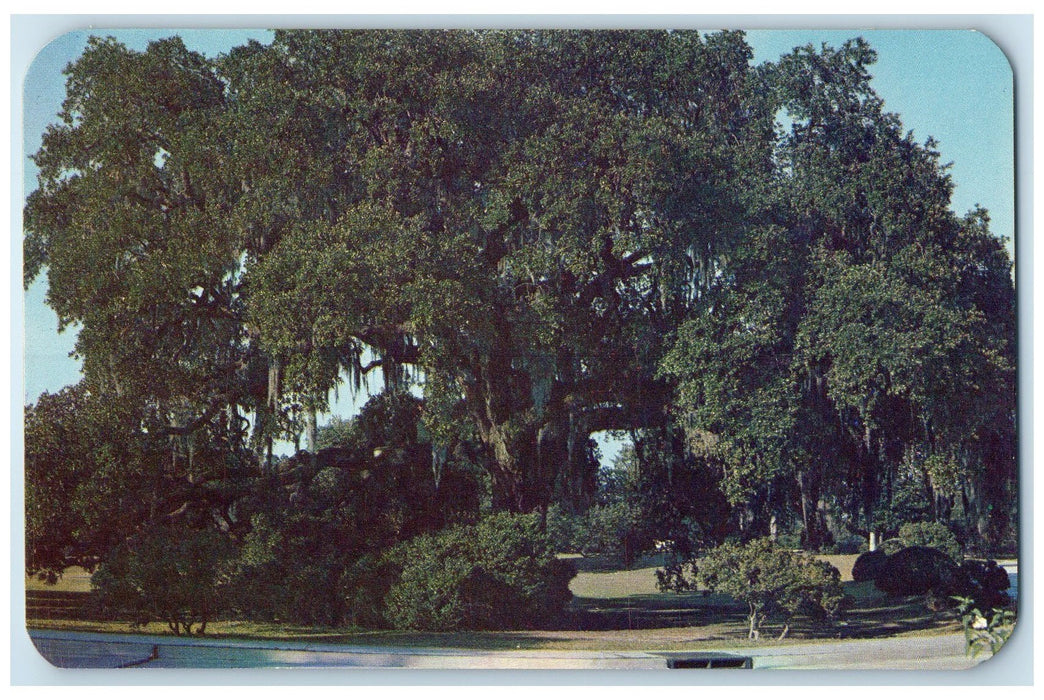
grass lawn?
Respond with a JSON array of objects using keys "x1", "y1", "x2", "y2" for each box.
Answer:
[
  {"x1": 25, "y1": 552, "x2": 970, "y2": 651},
  {"x1": 25, "y1": 567, "x2": 92, "y2": 593}
]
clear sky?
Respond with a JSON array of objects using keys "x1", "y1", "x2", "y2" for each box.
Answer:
[{"x1": 18, "y1": 28, "x2": 1016, "y2": 461}]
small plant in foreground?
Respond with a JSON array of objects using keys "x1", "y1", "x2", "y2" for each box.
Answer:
[{"x1": 954, "y1": 595, "x2": 1016, "y2": 658}]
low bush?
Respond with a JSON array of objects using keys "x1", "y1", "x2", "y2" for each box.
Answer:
[
  {"x1": 852, "y1": 549, "x2": 889, "y2": 582},
  {"x1": 819, "y1": 534, "x2": 868, "y2": 555},
  {"x1": 545, "y1": 501, "x2": 644, "y2": 565},
  {"x1": 957, "y1": 559, "x2": 1011, "y2": 610},
  {"x1": 872, "y1": 546, "x2": 961, "y2": 598},
  {"x1": 225, "y1": 511, "x2": 356, "y2": 626},
  {"x1": 576, "y1": 501, "x2": 643, "y2": 561},
  {"x1": 383, "y1": 512, "x2": 576, "y2": 631}
]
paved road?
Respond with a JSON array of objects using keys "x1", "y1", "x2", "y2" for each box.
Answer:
[
  {"x1": 27, "y1": 628, "x2": 983, "y2": 671},
  {"x1": 730, "y1": 634, "x2": 979, "y2": 670}
]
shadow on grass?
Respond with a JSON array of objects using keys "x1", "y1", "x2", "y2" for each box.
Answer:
[
  {"x1": 565, "y1": 581, "x2": 960, "y2": 640},
  {"x1": 568, "y1": 592, "x2": 743, "y2": 632},
  {"x1": 566, "y1": 553, "x2": 667, "y2": 573}
]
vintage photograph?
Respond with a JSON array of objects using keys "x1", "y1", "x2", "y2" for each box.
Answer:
[{"x1": 21, "y1": 25, "x2": 1018, "y2": 671}]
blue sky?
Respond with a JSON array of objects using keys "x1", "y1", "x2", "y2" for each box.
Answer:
[{"x1": 18, "y1": 28, "x2": 1016, "y2": 459}]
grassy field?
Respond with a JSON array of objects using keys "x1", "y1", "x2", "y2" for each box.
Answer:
[
  {"x1": 25, "y1": 552, "x2": 969, "y2": 651},
  {"x1": 25, "y1": 567, "x2": 92, "y2": 593}
]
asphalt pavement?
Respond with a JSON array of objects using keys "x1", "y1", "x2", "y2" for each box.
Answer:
[{"x1": 26, "y1": 628, "x2": 983, "y2": 671}]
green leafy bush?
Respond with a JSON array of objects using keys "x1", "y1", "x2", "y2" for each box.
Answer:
[
  {"x1": 898, "y1": 521, "x2": 962, "y2": 561},
  {"x1": 872, "y1": 546, "x2": 962, "y2": 600},
  {"x1": 544, "y1": 500, "x2": 643, "y2": 564},
  {"x1": 831, "y1": 534, "x2": 869, "y2": 555},
  {"x1": 852, "y1": 549, "x2": 889, "y2": 582},
  {"x1": 225, "y1": 391, "x2": 484, "y2": 627},
  {"x1": 226, "y1": 511, "x2": 355, "y2": 626},
  {"x1": 957, "y1": 559, "x2": 1012, "y2": 610},
  {"x1": 383, "y1": 512, "x2": 576, "y2": 631},
  {"x1": 91, "y1": 525, "x2": 235, "y2": 635},
  {"x1": 662, "y1": 538, "x2": 844, "y2": 640}
]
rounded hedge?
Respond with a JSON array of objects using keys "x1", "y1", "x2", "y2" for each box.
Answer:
[
  {"x1": 383, "y1": 512, "x2": 576, "y2": 631},
  {"x1": 852, "y1": 549, "x2": 889, "y2": 582},
  {"x1": 872, "y1": 546, "x2": 961, "y2": 597}
]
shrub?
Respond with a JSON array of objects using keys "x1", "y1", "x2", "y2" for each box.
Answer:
[
  {"x1": 852, "y1": 549, "x2": 889, "y2": 582},
  {"x1": 575, "y1": 501, "x2": 643, "y2": 562},
  {"x1": 544, "y1": 501, "x2": 644, "y2": 564},
  {"x1": 956, "y1": 559, "x2": 1011, "y2": 610},
  {"x1": 225, "y1": 511, "x2": 355, "y2": 626},
  {"x1": 873, "y1": 546, "x2": 961, "y2": 598},
  {"x1": 383, "y1": 512, "x2": 576, "y2": 631},
  {"x1": 898, "y1": 521, "x2": 962, "y2": 561},
  {"x1": 91, "y1": 525, "x2": 235, "y2": 635},
  {"x1": 870, "y1": 548, "x2": 1012, "y2": 614},
  {"x1": 666, "y1": 538, "x2": 844, "y2": 640}
]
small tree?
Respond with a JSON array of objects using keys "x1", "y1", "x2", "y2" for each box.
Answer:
[
  {"x1": 92, "y1": 525, "x2": 235, "y2": 635},
  {"x1": 679, "y1": 538, "x2": 844, "y2": 640}
]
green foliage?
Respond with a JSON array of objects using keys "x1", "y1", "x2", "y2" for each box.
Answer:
[
  {"x1": 576, "y1": 502, "x2": 643, "y2": 558},
  {"x1": 663, "y1": 538, "x2": 844, "y2": 640},
  {"x1": 898, "y1": 521, "x2": 962, "y2": 561},
  {"x1": 880, "y1": 538, "x2": 906, "y2": 555},
  {"x1": 852, "y1": 550, "x2": 889, "y2": 582},
  {"x1": 545, "y1": 504, "x2": 581, "y2": 553},
  {"x1": 24, "y1": 385, "x2": 120, "y2": 580},
  {"x1": 872, "y1": 546, "x2": 961, "y2": 599},
  {"x1": 382, "y1": 513, "x2": 576, "y2": 631},
  {"x1": 25, "y1": 382, "x2": 253, "y2": 583},
  {"x1": 547, "y1": 462, "x2": 646, "y2": 562},
  {"x1": 225, "y1": 392, "x2": 482, "y2": 626},
  {"x1": 224, "y1": 510, "x2": 352, "y2": 626},
  {"x1": 663, "y1": 37, "x2": 1015, "y2": 553},
  {"x1": 954, "y1": 596, "x2": 1016, "y2": 659},
  {"x1": 547, "y1": 502, "x2": 644, "y2": 562},
  {"x1": 91, "y1": 525, "x2": 235, "y2": 635},
  {"x1": 315, "y1": 416, "x2": 360, "y2": 451}
]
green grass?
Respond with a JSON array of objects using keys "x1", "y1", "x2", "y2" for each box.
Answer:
[{"x1": 25, "y1": 567, "x2": 92, "y2": 593}]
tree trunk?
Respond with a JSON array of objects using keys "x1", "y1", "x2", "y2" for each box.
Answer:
[
  {"x1": 304, "y1": 405, "x2": 317, "y2": 453},
  {"x1": 798, "y1": 469, "x2": 830, "y2": 550}
]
